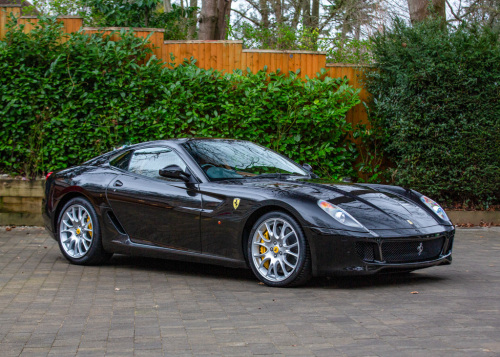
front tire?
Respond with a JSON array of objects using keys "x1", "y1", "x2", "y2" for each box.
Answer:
[
  {"x1": 57, "y1": 197, "x2": 112, "y2": 265},
  {"x1": 247, "y1": 211, "x2": 311, "y2": 287}
]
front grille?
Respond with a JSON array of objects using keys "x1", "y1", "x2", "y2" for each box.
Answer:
[
  {"x1": 355, "y1": 242, "x2": 377, "y2": 262},
  {"x1": 381, "y1": 237, "x2": 445, "y2": 263}
]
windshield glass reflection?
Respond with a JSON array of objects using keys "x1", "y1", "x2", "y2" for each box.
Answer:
[{"x1": 182, "y1": 140, "x2": 308, "y2": 181}]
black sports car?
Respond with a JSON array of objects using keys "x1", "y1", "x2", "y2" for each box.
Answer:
[{"x1": 43, "y1": 139, "x2": 454, "y2": 287}]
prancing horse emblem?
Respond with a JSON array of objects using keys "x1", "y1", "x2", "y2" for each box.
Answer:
[
  {"x1": 417, "y1": 242, "x2": 424, "y2": 256},
  {"x1": 233, "y1": 198, "x2": 241, "y2": 210}
]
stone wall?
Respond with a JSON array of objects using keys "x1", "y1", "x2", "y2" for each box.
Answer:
[{"x1": 0, "y1": 179, "x2": 44, "y2": 226}]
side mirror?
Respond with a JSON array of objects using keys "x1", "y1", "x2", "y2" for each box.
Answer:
[
  {"x1": 302, "y1": 163, "x2": 319, "y2": 179},
  {"x1": 159, "y1": 165, "x2": 191, "y2": 182},
  {"x1": 303, "y1": 163, "x2": 313, "y2": 172}
]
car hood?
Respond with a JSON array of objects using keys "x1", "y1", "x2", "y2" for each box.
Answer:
[{"x1": 232, "y1": 177, "x2": 443, "y2": 230}]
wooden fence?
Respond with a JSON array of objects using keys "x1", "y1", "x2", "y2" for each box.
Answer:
[
  {"x1": 19, "y1": 15, "x2": 83, "y2": 34},
  {"x1": 0, "y1": 5, "x2": 20, "y2": 39},
  {"x1": 0, "y1": 7, "x2": 85, "y2": 38},
  {"x1": 326, "y1": 63, "x2": 369, "y2": 130},
  {"x1": 162, "y1": 41, "x2": 328, "y2": 79},
  {"x1": 0, "y1": 11, "x2": 369, "y2": 131}
]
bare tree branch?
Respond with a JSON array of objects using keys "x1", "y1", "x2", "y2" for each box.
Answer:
[{"x1": 231, "y1": 8, "x2": 262, "y2": 25}]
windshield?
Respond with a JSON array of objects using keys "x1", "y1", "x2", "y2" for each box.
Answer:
[{"x1": 182, "y1": 140, "x2": 309, "y2": 181}]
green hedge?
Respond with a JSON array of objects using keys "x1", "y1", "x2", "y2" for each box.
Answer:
[
  {"x1": 366, "y1": 19, "x2": 500, "y2": 207},
  {"x1": 0, "y1": 16, "x2": 360, "y2": 179}
]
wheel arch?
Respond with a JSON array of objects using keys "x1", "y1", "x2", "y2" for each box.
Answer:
[
  {"x1": 53, "y1": 190, "x2": 95, "y2": 235},
  {"x1": 241, "y1": 203, "x2": 313, "y2": 267}
]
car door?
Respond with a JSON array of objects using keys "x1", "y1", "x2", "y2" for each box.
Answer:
[{"x1": 106, "y1": 146, "x2": 202, "y2": 252}]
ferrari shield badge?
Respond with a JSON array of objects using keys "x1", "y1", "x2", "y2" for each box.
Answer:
[{"x1": 233, "y1": 198, "x2": 241, "y2": 210}]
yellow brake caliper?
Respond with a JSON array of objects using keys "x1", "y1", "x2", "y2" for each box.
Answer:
[
  {"x1": 87, "y1": 216, "x2": 92, "y2": 237},
  {"x1": 260, "y1": 230, "x2": 270, "y2": 269}
]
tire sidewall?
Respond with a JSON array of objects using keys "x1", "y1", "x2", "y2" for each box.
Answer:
[
  {"x1": 57, "y1": 197, "x2": 102, "y2": 264},
  {"x1": 247, "y1": 211, "x2": 308, "y2": 287}
]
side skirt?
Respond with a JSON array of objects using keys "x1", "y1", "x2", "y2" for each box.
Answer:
[{"x1": 108, "y1": 237, "x2": 249, "y2": 269}]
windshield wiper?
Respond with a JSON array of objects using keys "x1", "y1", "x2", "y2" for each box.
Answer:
[
  {"x1": 248, "y1": 173, "x2": 308, "y2": 179},
  {"x1": 247, "y1": 173, "x2": 286, "y2": 179}
]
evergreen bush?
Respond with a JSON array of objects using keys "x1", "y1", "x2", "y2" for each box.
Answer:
[
  {"x1": 0, "y1": 16, "x2": 361, "y2": 179},
  {"x1": 366, "y1": 19, "x2": 500, "y2": 207}
]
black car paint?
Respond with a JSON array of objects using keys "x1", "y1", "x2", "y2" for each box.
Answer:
[{"x1": 43, "y1": 139, "x2": 454, "y2": 276}]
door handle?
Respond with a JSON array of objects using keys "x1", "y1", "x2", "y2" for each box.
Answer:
[{"x1": 114, "y1": 180, "x2": 123, "y2": 187}]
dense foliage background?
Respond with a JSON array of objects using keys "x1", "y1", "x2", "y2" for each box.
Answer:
[
  {"x1": 365, "y1": 19, "x2": 500, "y2": 207},
  {"x1": 0, "y1": 17, "x2": 360, "y2": 180},
  {"x1": 1, "y1": 15, "x2": 499, "y2": 207}
]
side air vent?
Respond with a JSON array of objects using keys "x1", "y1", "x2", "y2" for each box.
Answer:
[{"x1": 107, "y1": 211, "x2": 126, "y2": 235}]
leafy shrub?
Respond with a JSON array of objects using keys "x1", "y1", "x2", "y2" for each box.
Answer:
[
  {"x1": 234, "y1": 23, "x2": 320, "y2": 51},
  {"x1": 0, "y1": 16, "x2": 360, "y2": 179},
  {"x1": 83, "y1": 0, "x2": 161, "y2": 27},
  {"x1": 366, "y1": 18, "x2": 500, "y2": 207},
  {"x1": 149, "y1": 5, "x2": 198, "y2": 40},
  {"x1": 319, "y1": 36, "x2": 373, "y2": 65}
]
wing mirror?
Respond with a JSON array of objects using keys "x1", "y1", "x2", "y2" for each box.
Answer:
[
  {"x1": 303, "y1": 163, "x2": 313, "y2": 172},
  {"x1": 302, "y1": 163, "x2": 319, "y2": 179},
  {"x1": 159, "y1": 165, "x2": 191, "y2": 182}
]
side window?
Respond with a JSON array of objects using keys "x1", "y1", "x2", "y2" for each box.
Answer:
[
  {"x1": 127, "y1": 147, "x2": 187, "y2": 181},
  {"x1": 110, "y1": 151, "x2": 133, "y2": 170}
]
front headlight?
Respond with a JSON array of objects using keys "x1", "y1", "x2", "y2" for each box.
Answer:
[
  {"x1": 318, "y1": 200, "x2": 365, "y2": 229},
  {"x1": 420, "y1": 195, "x2": 449, "y2": 221}
]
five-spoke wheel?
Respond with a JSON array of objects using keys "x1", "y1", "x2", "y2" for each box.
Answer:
[{"x1": 248, "y1": 212, "x2": 311, "y2": 287}]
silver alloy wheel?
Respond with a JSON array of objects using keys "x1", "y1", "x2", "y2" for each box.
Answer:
[
  {"x1": 251, "y1": 218, "x2": 300, "y2": 282},
  {"x1": 59, "y1": 204, "x2": 94, "y2": 258}
]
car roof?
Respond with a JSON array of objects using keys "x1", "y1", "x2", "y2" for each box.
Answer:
[
  {"x1": 125, "y1": 138, "x2": 242, "y2": 149},
  {"x1": 84, "y1": 138, "x2": 246, "y2": 168}
]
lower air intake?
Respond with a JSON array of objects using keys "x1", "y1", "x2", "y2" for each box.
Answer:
[
  {"x1": 355, "y1": 242, "x2": 377, "y2": 262},
  {"x1": 381, "y1": 237, "x2": 445, "y2": 263}
]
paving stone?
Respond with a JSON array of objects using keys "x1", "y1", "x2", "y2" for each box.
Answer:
[{"x1": 0, "y1": 227, "x2": 499, "y2": 356}]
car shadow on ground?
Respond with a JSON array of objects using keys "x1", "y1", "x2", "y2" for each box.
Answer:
[
  {"x1": 105, "y1": 254, "x2": 448, "y2": 289},
  {"x1": 106, "y1": 254, "x2": 256, "y2": 281},
  {"x1": 308, "y1": 273, "x2": 447, "y2": 290}
]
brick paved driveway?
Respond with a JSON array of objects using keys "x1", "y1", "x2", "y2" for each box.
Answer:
[{"x1": 0, "y1": 227, "x2": 499, "y2": 357}]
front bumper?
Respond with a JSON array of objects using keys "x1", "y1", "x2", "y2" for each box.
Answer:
[{"x1": 304, "y1": 225, "x2": 455, "y2": 277}]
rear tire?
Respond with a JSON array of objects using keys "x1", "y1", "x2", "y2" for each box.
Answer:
[
  {"x1": 247, "y1": 211, "x2": 311, "y2": 287},
  {"x1": 57, "y1": 197, "x2": 112, "y2": 265}
]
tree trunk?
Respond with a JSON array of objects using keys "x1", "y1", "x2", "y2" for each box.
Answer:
[
  {"x1": 311, "y1": 0, "x2": 319, "y2": 29},
  {"x1": 188, "y1": 0, "x2": 197, "y2": 39},
  {"x1": 163, "y1": 0, "x2": 173, "y2": 13},
  {"x1": 354, "y1": 22, "x2": 361, "y2": 40},
  {"x1": 271, "y1": 0, "x2": 283, "y2": 24},
  {"x1": 302, "y1": 0, "x2": 311, "y2": 28},
  {"x1": 199, "y1": 0, "x2": 218, "y2": 39},
  {"x1": 144, "y1": 8, "x2": 149, "y2": 27},
  {"x1": 407, "y1": 0, "x2": 446, "y2": 23},
  {"x1": 215, "y1": 0, "x2": 232, "y2": 40},
  {"x1": 340, "y1": 14, "x2": 351, "y2": 40},
  {"x1": 290, "y1": 0, "x2": 302, "y2": 29},
  {"x1": 259, "y1": 0, "x2": 270, "y2": 29}
]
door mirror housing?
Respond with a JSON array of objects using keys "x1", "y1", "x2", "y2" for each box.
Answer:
[
  {"x1": 302, "y1": 163, "x2": 319, "y2": 179},
  {"x1": 159, "y1": 165, "x2": 191, "y2": 182},
  {"x1": 302, "y1": 163, "x2": 313, "y2": 172}
]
